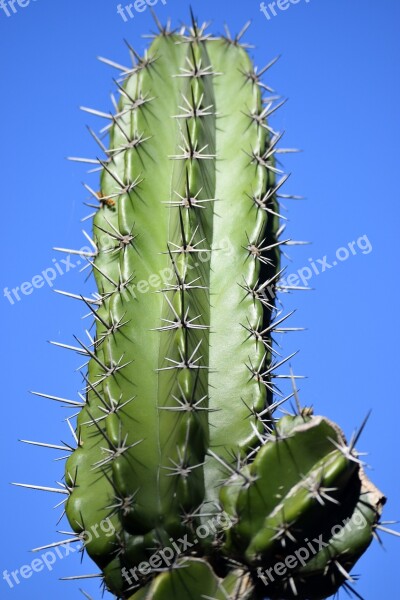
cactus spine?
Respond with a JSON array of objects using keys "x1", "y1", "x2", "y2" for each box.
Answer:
[{"x1": 18, "y1": 14, "x2": 388, "y2": 600}]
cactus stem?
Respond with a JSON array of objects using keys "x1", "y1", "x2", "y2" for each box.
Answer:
[{"x1": 19, "y1": 21, "x2": 386, "y2": 598}]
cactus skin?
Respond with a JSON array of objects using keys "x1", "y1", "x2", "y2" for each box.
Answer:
[
  {"x1": 31, "y1": 15, "x2": 384, "y2": 600},
  {"x1": 127, "y1": 559, "x2": 253, "y2": 600}
]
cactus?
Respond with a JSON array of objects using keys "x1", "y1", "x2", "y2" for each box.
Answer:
[{"x1": 15, "y1": 13, "x2": 390, "y2": 600}]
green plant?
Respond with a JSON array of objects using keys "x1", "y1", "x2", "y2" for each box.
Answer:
[{"x1": 16, "y1": 13, "x2": 388, "y2": 600}]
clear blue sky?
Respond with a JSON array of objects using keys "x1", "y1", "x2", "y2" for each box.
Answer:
[{"x1": 1, "y1": 0, "x2": 399, "y2": 598}]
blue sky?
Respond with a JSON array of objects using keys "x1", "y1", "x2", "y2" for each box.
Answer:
[{"x1": 1, "y1": 0, "x2": 399, "y2": 598}]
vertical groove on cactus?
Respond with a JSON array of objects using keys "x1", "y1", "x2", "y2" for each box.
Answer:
[
  {"x1": 205, "y1": 39, "x2": 280, "y2": 500},
  {"x1": 14, "y1": 14, "x2": 389, "y2": 600}
]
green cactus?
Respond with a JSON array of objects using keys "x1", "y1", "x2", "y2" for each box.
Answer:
[
  {"x1": 220, "y1": 413, "x2": 384, "y2": 599},
  {"x1": 15, "y1": 13, "x2": 389, "y2": 600}
]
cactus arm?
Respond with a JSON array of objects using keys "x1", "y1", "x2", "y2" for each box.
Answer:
[{"x1": 220, "y1": 414, "x2": 384, "y2": 599}]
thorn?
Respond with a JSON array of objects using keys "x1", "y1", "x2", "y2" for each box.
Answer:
[
  {"x1": 60, "y1": 574, "x2": 102, "y2": 581},
  {"x1": 49, "y1": 340, "x2": 89, "y2": 356},
  {"x1": 30, "y1": 391, "x2": 85, "y2": 407},
  {"x1": 54, "y1": 289, "x2": 103, "y2": 306},
  {"x1": 11, "y1": 482, "x2": 70, "y2": 495},
  {"x1": 289, "y1": 366, "x2": 302, "y2": 415},
  {"x1": 67, "y1": 156, "x2": 103, "y2": 166},
  {"x1": 53, "y1": 247, "x2": 97, "y2": 258},
  {"x1": 81, "y1": 230, "x2": 97, "y2": 251},
  {"x1": 80, "y1": 590, "x2": 95, "y2": 600},
  {"x1": 20, "y1": 440, "x2": 73, "y2": 452},
  {"x1": 32, "y1": 537, "x2": 82, "y2": 552},
  {"x1": 97, "y1": 56, "x2": 131, "y2": 73},
  {"x1": 66, "y1": 418, "x2": 79, "y2": 445},
  {"x1": 79, "y1": 106, "x2": 114, "y2": 120},
  {"x1": 374, "y1": 523, "x2": 400, "y2": 538}
]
